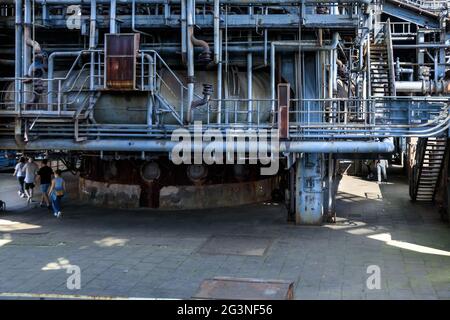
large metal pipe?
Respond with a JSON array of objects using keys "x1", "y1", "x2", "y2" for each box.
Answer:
[
  {"x1": 110, "y1": 0, "x2": 117, "y2": 33},
  {"x1": 0, "y1": 43, "x2": 352, "y2": 56},
  {"x1": 247, "y1": 6, "x2": 253, "y2": 124},
  {"x1": 2, "y1": 0, "x2": 372, "y2": 4},
  {"x1": 2, "y1": 0, "x2": 372, "y2": 5},
  {"x1": 89, "y1": 0, "x2": 97, "y2": 89},
  {"x1": 213, "y1": 0, "x2": 220, "y2": 64},
  {"x1": 181, "y1": 0, "x2": 187, "y2": 64},
  {"x1": 395, "y1": 80, "x2": 450, "y2": 94},
  {"x1": 1, "y1": 138, "x2": 395, "y2": 154},
  {"x1": 217, "y1": 30, "x2": 223, "y2": 124},
  {"x1": 23, "y1": 0, "x2": 31, "y2": 78},
  {"x1": 186, "y1": 0, "x2": 195, "y2": 123},
  {"x1": 394, "y1": 44, "x2": 450, "y2": 49},
  {"x1": 15, "y1": 0, "x2": 23, "y2": 112}
]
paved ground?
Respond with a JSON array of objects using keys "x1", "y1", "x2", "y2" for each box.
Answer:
[{"x1": 0, "y1": 168, "x2": 449, "y2": 300}]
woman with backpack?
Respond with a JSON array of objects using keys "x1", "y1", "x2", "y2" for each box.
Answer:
[{"x1": 48, "y1": 169, "x2": 66, "y2": 218}]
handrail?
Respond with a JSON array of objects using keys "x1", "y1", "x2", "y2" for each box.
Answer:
[{"x1": 385, "y1": 19, "x2": 397, "y2": 97}]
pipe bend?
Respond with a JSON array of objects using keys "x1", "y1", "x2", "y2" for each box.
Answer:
[
  {"x1": 190, "y1": 33, "x2": 212, "y2": 63},
  {"x1": 26, "y1": 39, "x2": 41, "y2": 53}
]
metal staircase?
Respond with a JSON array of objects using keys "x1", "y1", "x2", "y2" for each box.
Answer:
[
  {"x1": 412, "y1": 137, "x2": 448, "y2": 202},
  {"x1": 369, "y1": 21, "x2": 396, "y2": 98}
]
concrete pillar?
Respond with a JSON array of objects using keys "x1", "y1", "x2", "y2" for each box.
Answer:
[{"x1": 295, "y1": 153, "x2": 325, "y2": 225}]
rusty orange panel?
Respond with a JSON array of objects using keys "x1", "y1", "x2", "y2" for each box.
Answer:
[
  {"x1": 277, "y1": 83, "x2": 290, "y2": 139},
  {"x1": 193, "y1": 277, "x2": 294, "y2": 300},
  {"x1": 105, "y1": 33, "x2": 140, "y2": 90}
]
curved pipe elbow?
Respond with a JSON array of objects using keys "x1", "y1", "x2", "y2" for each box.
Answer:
[
  {"x1": 190, "y1": 32, "x2": 212, "y2": 64},
  {"x1": 26, "y1": 38, "x2": 41, "y2": 53}
]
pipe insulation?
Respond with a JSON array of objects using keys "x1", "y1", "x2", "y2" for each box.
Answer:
[{"x1": 0, "y1": 139, "x2": 395, "y2": 154}]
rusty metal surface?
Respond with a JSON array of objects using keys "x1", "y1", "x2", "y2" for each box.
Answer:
[
  {"x1": 277, "y1": 83, "x2": 290, "y2": 139},
  {"x1": 105, "y1": 34, "x2": 140, "y2": 90},
  {"x1": 193, "y1": 277, "x2": 294, "y2": 300}
]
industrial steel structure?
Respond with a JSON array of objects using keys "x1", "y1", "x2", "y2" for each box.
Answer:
[{"x1": 0, "y1": 0, "x2": 449, "y2": 223}]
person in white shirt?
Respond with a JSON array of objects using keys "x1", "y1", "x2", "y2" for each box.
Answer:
[
  {"x1": 376, "y1": 159, "x2": 389, "y2": 184},
  {"x1": 13, "y1": 157, "x2": 27, "y2": 198},
  {"x1": 22, "y1": 157, "x2": 39, "y2": 202}
]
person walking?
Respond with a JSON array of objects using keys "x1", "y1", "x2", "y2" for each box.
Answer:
[
  {"x1": 376, "y1": 159, "x2": 388, "y2": 184},
  {"x1": 48, "y1": 169, "x2": 66, "y2": 218},
  {"x1": 37, "y1": 159, "x2": 53, "y2": 209},
  {"x1": 13, "y1": 157, "x2": 26, "y2": 198},
  {"x1": 22, "y1": 157, "x2": 39, "y2": 203},
  {"x1": 364, "y1": 160, "x2": 374, "y2": 180}
]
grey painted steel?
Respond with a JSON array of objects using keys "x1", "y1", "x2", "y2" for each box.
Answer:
[
  {"x1": 186, "y1": 0, "x2": 195, "y2": 123},
  {"x1": 0, "y1": 14, "x2": 360, "y2": 29},
  {"x1": 15, "y1": 0, "x2": 23, "y2": 113},
  {"x1": 110, "y1": 0, "x2": 117, "y2": 33},
  {"x1": 213, "y1": 0, "x2": 220, "y2": 64},
  {"x1": 0, "y1": 139, "x2": 395, "y2": 154},
  {"x1": 1, "y1": 0, "x2": 372, "y2": 4}
]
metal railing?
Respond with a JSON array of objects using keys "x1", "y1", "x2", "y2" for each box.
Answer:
[
  {"x1": 401, "y1": 0, "x2": 448, "y2": 11},
  {"x1": 1, "y1": 97, "x2": 448, "y2": 140}
]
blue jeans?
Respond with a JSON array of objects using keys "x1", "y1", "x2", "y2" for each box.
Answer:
[
  {"x1": 40, "y1": 183, "x2": 50, "y2": 193},
  {"x1": 51, "y1": 194, "x2": 63, "y2": 213}
]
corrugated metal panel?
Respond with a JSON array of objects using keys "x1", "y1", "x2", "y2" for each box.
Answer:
[{"x1": 105, "y1": 33, "x2": 140, "y2": 90}]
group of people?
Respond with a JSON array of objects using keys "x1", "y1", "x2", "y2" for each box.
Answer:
[
  {"x1": 13, "y1": 157, "x2": 66, "y2": 218},
  {"x1": 365, "y1": 159, "x2": 389, "y2": 184}
]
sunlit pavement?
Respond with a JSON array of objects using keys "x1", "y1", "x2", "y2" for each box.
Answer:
[{"x1": 0, "y1": 170, "x2": 450, "y2": 300}]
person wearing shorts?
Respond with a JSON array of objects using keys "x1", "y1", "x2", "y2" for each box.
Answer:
[
  {"x1": 22, "y1": 157, "x2": 39, "y2": 203},
  {"x1": 37, "y1": 159, "x2": 53, "y2": 208},
  {"x1": 13, "y1": 157, "x2": 26, "y2": 198}
]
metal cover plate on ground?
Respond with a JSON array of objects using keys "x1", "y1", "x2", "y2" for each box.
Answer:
[
  {"x1": 197, "y1": 235, "x2": 272, "y2": 256},
  {"x1": 193, "y1": 277, "x2": 294, "y2": 300}
]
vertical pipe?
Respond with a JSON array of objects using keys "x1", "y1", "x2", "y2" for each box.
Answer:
[
  {"x1": 181, "y1": 0, "x2": 187, "y2": 64},
  {"x1": 110, "y1": 0, "x2": 116, "y2": 34},
  {"x1": 247, "y1": 6, "x2": 253, "y2": 124},
  {"x1": 213, "y1": 0, "x2": 220, "y2": 64},
  {"x1": 89, "y1": 0, "x2": 96, "y2": 88},
  {"x1": 328, "y1": 51, "x2": 333, "y2": 123},
  {"x1": 270, "y1": 42, "x2": 275, "y2": 123},
  {"x1": 42, "y1": 1, "x2": 48, "y2": 25},
  {"x1": 23, "y1": 0, "x2": 31, "y2": 77},
  {"x1": 327, "y1": 153, "x2": 334, "y2": 221},
  {"x1": 263, "y1": 24, "x2": 268, "y2": 65},
  {"x1": 15, "y1": 0, "x2": 23, "y2": 112},
  {"x1": 88, "y1": 0, "x2": 97, "y2": 115},
  {"x1": 23, "y1": 0, "x2": 31, "y2": 110},
  {"x1": 217, "y1": 30, "x2": 222, "y2": 124},
  {"x1": 186, "y1": 0, "x2": 195, "y2": 123}
]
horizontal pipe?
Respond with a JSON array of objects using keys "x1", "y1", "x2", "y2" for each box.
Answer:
[
  {"x1": 394, "y1": 44, "x2": 450, "y2": 49},
  {"x1": 1, "y1": 0, "x2": 372, "y2": 4},
  {"x1": 395, "y1": 80, "x2": 450, "y2": 94},
  {"x1": 0, "y1": 138, "x2": 395, "y2": 154}
]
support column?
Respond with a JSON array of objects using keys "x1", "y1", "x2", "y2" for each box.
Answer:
[{"x1": 295, "y1": 153, "x2": 325, "y2": 225}]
